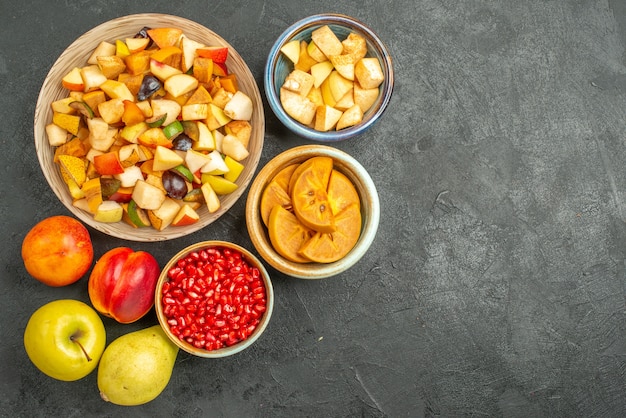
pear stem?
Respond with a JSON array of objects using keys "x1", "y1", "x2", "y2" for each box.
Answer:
[{"x1": 70, "y1": 335, "x2": 92, "y2": 362}]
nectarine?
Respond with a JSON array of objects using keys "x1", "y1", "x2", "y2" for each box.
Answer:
[{"x1": 21, "y1": 216, "x2": 93, "y2": 287}]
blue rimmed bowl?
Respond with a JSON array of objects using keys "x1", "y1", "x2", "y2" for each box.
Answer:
[{"x1": 264, "y1": 14, "x2": 394, "y2": 142}]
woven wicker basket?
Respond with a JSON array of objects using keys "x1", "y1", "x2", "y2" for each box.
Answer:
[{"x1": 33, "y1": 13, "x2": 264, "y2": 241}]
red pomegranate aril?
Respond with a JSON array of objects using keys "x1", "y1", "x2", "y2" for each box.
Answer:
[{"x1": 161, "y1": 246, "x2": 267, "y2": 352}]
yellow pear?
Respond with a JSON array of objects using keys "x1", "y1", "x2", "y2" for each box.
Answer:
[{"x1": 97, "y1": 325, "x2": 179, "y2": 406}]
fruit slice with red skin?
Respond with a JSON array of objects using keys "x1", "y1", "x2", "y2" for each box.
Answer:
[
  {"x1": 290, "y1": 156, "x2": 335, "y2": 233},
  {"x1": 88, "y1": 247, "x2": 160, "y2": 324}
]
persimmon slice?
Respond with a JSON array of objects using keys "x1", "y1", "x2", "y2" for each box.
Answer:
[
  {"x1": 327, "y1": 169, "x2": 360, "y2": 215},
  {"x1": 260, "y1": 180, "x2": 292, "y2": 227},
  {"x1": 273, "y1": 163, "x2": 298, "y2": 193},
  {"x1": 268, "y1": 205, "x2": 314, "y2": 263},
  {"x1": 290, "y1": 156, "x2": 335, "y2": 233},
  {"x1": 298, "y1": 202, "x2": 362, "y2": 263}
]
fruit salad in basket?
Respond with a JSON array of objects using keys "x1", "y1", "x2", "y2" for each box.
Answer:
[{"x1": 46, "y1": 26, "x2": 255, "y2": 231}]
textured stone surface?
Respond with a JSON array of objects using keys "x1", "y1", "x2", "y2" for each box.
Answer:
[{"x1": 1, "y1": 0, "x2": 626, "y2": 416}]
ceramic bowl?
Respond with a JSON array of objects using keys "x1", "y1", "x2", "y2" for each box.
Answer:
[
  {"x1": 264, "y1": 13, "x2": 394, "y2": 141},
  {"x1": 245, "y1": 145, "x2": 380, "y2": 279},
  {"x1": 33, "y1": 13, "x2": 264, "y2": 241},
  {"x1": 155, "y1": 241, "x2": 274, "y2": 358}
]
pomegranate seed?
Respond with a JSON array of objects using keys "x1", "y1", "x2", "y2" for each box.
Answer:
[{"x1": 161, "y1": 246, "x2": 267, "y2": 351}]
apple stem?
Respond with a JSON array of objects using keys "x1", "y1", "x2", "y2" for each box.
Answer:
[{"x1": 70, "y1": 335, "x2": 92, "y2": 362}]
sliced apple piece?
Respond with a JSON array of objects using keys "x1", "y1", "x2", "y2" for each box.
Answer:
[
  {"x1": 114, "y1": 164, "x2": 144, "y2": 188},
  {"x1": 119, "y1": 121, "x2": 149, "y2": 143},
  {"x1": 132, "y1": 180, "x2": 166, "y2": 210},
  {"x1": 310, "y1": 60, "x2": 334, "y2": 88},
  {"x1": 150, "y1": 58, "x2": 183, "y2": 81},
  {"x1": 314, "y1": 105, "x2": 343, "y2": 132},
  {"x1": 327, "y1": 70, "x2": 353, "y2": 102},
  {"x1": 279, "y1": 87, "x2": 316, "y2": 125},
  {"x1": 221, "y1": 134, "x2": 249, "y2": 161},
  {"x1": 94, "y1": 200, "x2": 123, "y2": 223},
  {"x1": 172, "y1": 204, "x2": 200, "y2": 226},
  {"x1": 223, "y1": 91, "x2": 253, "y2": 121},
  {"x1": 307, "y1": 41, "x2": 328, "y2": 62},
  {"x1": 200, "y1": 149, "x2": 230, "y2": 174},
  {"x1": 148, "y1": 197, "x2": 181, "y2": 231},
  {"x1": 153, "y1": 145, "x2": 184, "y2": 171},
  {"x1": 123, "y1": 199, "x2": 151, "y2": 227},
  {"x1": 329, "y1": 53, "x2": 357, "y2": 81},
  {"x1": 62, "y1": 67, "x2": 85, "y2": 91},
  {"x1": 125, "y1": 37, "x2": 150, "y2": 54},
  {"x1": 283, "y1": 69, "x2": 315, "y2": 97},
  {"x1": 223, "y1": 156, "x2": 244, "y2": 183},
  {"x1": 185, "y1": 149, "x2": 212, "y2": 174},
  {"x1": 180, "y1": 35, "x2": 205, "y2": 72},
  {"x1": 80, "y1": 65, "x2": 108, "y2": 92},
  {"x1": 311, "y1": 25, "x2": 343, "y2": 57},
  {"x1": 93, "y1": 151, "x2": 124, "y2": 175},
  {"x1": 200, "y1": 182, "x2": 221, "y2": 213},
  {"x1": 46, "y1": 123, "x2": 69, "y2": 146},
  {"x1": 342, "y1": 33, "x2": 368, "y2": 60},
  {"x1": 354, "y1": 57, "x2": 384, "y2": 89},
  {"x1": 280, "y1": 39, "x2": 300, "y2": 64},
  {"x1": 334, "y1": 88, "x2": 355, "y2": 111},
  {"x1": 181, "y1": 103, "x2": 209, "y2": 120},
  {"x1": 336, "y1": 104, "x2": 363, "y2": 130},
  {"x1": 202, "y1": 175, "x2": 238, "y2": 195},
  {"x1": 353, "y1": 81, "x2": 380, "y2": 113},
  {"x1": 100, "y1": 79, "x2": 135, "y2": 102},
  {"x1": 87, "y1": 41, "x2": 116, "y2": 65},
  {"x1": 295, "y1": 41, "x2": 318, "y2": 73},
  {"x1": 224, "y1": 120, "x2": 252, "y2": 148},
  {"x1": 96, "y1": 55, "x2": 127, "y2": 80},
  {"x1": 138, "y1": 127, "x2": 172, "y2": 148},
  {"x1": 196, "y1": 46, "x2": 229, "y2": 63},
  {"x1": 194, "y1": 121, "x2": 215, "y2": 151},
  {"x1": 150, "y1": 99, "x2": 181, "y2": 127},
  {"x1": 97, "y1": 98, "x2": 124, "y2": 125},
  {"x1": 206, "y1": 103, "x2": 232, "y2": 130}
]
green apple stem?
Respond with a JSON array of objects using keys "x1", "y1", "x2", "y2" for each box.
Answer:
[{"x1": 70, "y1": 334, "x2": 92, "y2": 362}]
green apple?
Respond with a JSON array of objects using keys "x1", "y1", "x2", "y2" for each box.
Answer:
[{"x1": 24, "y1": 299, "x2": 106, "y2": 381}]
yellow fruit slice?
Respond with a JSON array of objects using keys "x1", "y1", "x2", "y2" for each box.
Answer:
[
  {"x1": 327, "y1": 169, "x2": 360, "y2": 215},
  {"x1": 260, "y1": 180, "x2": 292, "y2": 227},
  {"x1": 290, "y1": 156, "x2": 335, "y2": 233},
  {"x1": 298, "y1": 202, "x2": 362, "y2": 263},
  {"x1": 268, "y1": 205, "x2": 314, "y2": 263}
]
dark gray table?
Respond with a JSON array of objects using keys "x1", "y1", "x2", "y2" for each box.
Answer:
[{"x1": 2, "y1": 1, "x2": 626, "y2": 416}]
